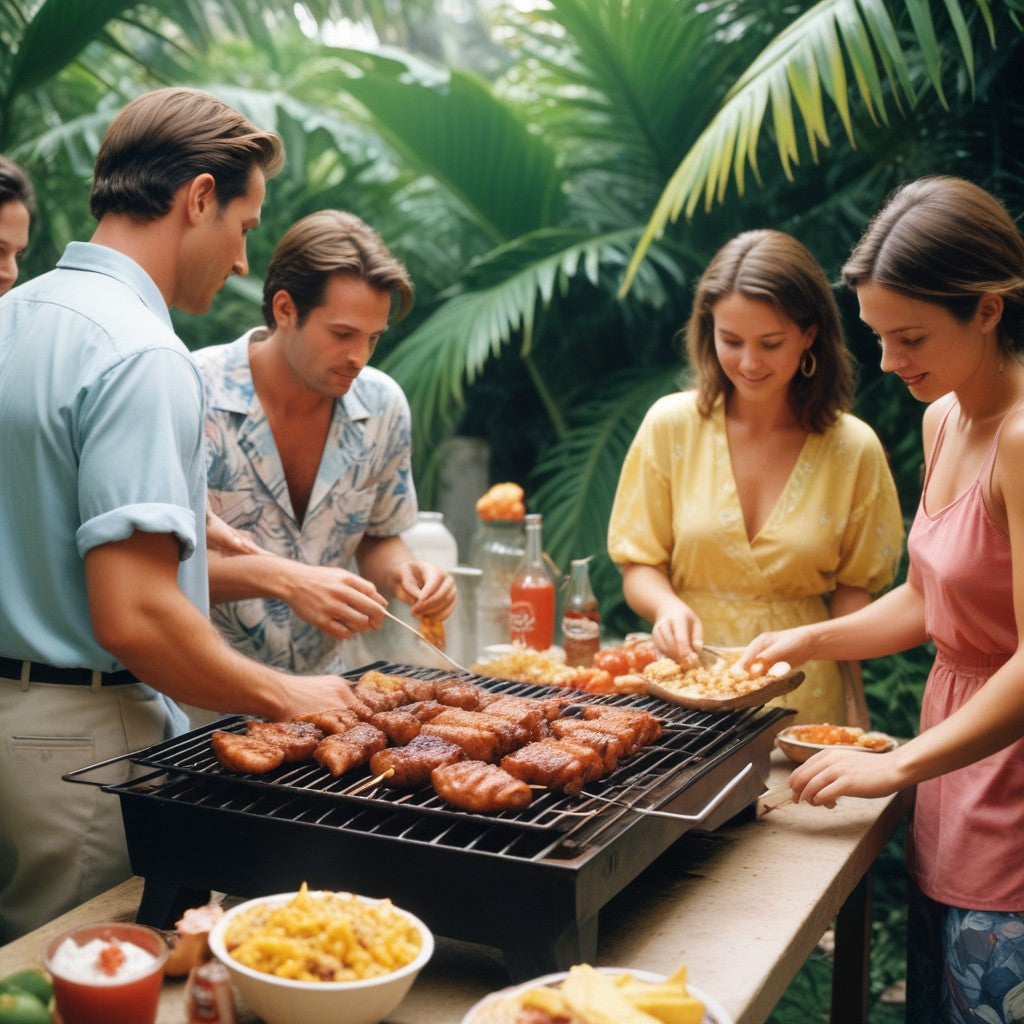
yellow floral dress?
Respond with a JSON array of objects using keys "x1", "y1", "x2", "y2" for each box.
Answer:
[{"x1": 607, "y1": 393, "x2": 904, "y2": 724}]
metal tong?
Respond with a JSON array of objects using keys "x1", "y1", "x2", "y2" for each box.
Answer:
[
  {"x1": 695, "y1": 642, "x2": 733, "y2": 669},
  {"x1": 381, "y1": 606, "x2": 470, "y2": 673}
]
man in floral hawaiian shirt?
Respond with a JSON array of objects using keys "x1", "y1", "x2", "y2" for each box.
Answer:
[{"x1": 195, "y1": 210, "x2": 455, "y2": 676}]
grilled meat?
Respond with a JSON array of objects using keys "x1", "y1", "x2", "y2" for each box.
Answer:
[
  {"x1": 421, "y1": 721, "x2": 502, "y2": 762},
  {"x1": 477, "y1": 697, "x2": 547, "y2": 740},
  {"x1": 293, "y1": 707, "x2": 363, "y2": 734},
  {"x1": 246, "y1": 720, "x2": 324, "y2": 761},
  {"x1": 211, "y1": 731, "x2": 285, "y2": 774},
  {"x1": 430, "y1": 707, "x2": 528, "y2": 755},
  {"x1": 579, "y1": 706, "x2": 663, "y2": 748},
  {"x1": 369, "y1": 734, "x2": 465, "y2": 788},
  {"x1": 370, "y1": 708, "x2": 423, "y2": 746},
  {"x1": 434, "y1": 680, "x2": 489, "y2": 710},
  {"x1": 432, "y1": 760, "x2": 532, "y2": 812},
  {"x1": 314, "y1": 723, "x2": 388, "y2": 777},
  {"x1": 501, "y1": 741, "x2": 588, "y2": 795},
  {"x1": 545, "y1": 738, "x2": 604, "y2": 782},
  {"x1": 547, "y1": 720, "x2": 627, "y2": 771}
]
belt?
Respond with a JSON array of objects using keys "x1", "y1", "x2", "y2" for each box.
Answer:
[{"x1": 0, "y1": 657, "x2": 138, "y2": 686}]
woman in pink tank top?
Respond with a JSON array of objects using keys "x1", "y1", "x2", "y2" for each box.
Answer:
[{"x1": 743, "y1": 176, "x2": 1024, "y2": 1021}]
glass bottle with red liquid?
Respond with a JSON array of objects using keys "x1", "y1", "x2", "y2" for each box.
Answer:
[
  {"x1": 561, "y1": 557, "x2": 601, "y2": 666},
  {"x1": 509, "y1": 513, "x2": 555, "y2": 650}
]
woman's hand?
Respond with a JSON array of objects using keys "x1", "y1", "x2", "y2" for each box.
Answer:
[
  {"x1": 789, "y1": 746, "x2": 909, "y2": 807},
  {"x1": 739, "y1": 625, "x2": 819, "y2": 674},
  {"x1": 651, "y1": 603, "x2": 703, "y2": 663}
]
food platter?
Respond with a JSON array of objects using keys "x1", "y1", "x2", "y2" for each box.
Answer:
[
  {"x1": 460, "y1": 967, "x2": 732, "y2": 1024},
  {"x1": 775, "y1": 724, "x2": 898, "y2": 764},
  {"x1": 641, "y1": 650, "x2": 805, "y2": 711}
]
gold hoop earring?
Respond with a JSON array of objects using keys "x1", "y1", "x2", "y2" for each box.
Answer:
[{"x1": 800, "y1": 349, "x2": 817, "y2": 378}]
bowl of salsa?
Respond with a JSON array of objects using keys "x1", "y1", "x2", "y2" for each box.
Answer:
[{"x1": 775, "y1": 723, "x2": 898, "y2": 764}]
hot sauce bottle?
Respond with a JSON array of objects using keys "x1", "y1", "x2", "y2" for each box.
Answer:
[
  {"x1": 562, "y1": 557, "x2": 601, "y2": 667},
  {"x1": 509, "y1": 513, "x2": 555, "y2": 650}
]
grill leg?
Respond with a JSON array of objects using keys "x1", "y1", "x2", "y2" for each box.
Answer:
[
  {"x1": 504, "y1": 914, "x2": 599, "y2": 982},
  {"x1": 135, "y1": 878, "x2": 211, "y2": 929}
]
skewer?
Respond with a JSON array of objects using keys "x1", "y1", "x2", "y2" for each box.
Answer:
[
  {"x1": 758, "y1": 785, "x2": 794, "y2": 815},
  {"x1": 348, "y1": 768, "x2": 394, "y2": 795}
]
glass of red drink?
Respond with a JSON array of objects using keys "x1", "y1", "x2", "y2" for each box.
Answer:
[{"x1": 43, "y1": 922, "x2": 168, "y2": 1024}]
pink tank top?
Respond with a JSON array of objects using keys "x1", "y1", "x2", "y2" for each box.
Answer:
[{"x1": 906, "y1": 399, "x2": 1024, "y2": 909}]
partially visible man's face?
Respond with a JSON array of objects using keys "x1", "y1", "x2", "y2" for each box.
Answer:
[
  {"x1": 175, "y1": 167, "x2": 266, "y2": 315},
  {"x1": 277, "y1": 273, "x2": 392, "y2": 398},
  {"x1": 0, "y1": 199, "x2": 31, "y2": 296}
]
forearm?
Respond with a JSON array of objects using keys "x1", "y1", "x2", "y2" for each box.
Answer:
[
  {"x1": 620, "y1": 563, "x2": 690, "y2": 624},
  {"x1": 828, "y1": 584, "x2": 872, "y2": 620},
  {"x1": 355, "y1": 534, "x2": 413, "y2": 595},
  {"x1": 208, "y1": 549, "x2": 292, "y2": 605}
]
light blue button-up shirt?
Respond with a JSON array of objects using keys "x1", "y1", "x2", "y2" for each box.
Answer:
[{"x1": 0, "y1": 242, "x2": 209, "y2": 678}]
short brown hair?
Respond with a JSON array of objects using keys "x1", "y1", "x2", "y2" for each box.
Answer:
[
  {"x1": 0, "y1": 155, "x2": 35, "y2": 219},
  {"x1": 90, "y1": 87, "x2": 284, "y2": 222},
  {"x1": 842, "y1": 176, "x2": 1024, "y2": 354},
  {"x1": 686, "y1": 229, "x2": 853, "y2": 432},
  {"x1": 262, "y1": 210, "x2": 414, "y2": 327}
]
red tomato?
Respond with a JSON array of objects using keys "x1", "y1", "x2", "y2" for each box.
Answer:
[
  {"x1": 624, "y1": 640, "x2": 659, "y2": 671},
  {"x1": 593, "y1": 649, "x2": 630, "y2": 677},
  {"x1": 579, "y1": 669, "x2": 614, "y2": 694}
]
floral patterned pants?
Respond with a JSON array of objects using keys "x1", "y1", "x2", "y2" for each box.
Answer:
[{"x1": 909, "y1": 881, "x2": 1024, "y2": 1022}]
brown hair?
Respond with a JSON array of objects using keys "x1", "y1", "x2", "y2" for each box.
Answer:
[
  {"x1": 0, "y1": 155, "x2": 35, "y2": 219},
  {"x1": 90, "y1": 87, "x2": 284, "y2": 222},
  {"x1": 686, "y1": 229, "x2": 853, "y2": 432},
  {"x1": 262, "y1": 210, "x2": 414, "y2": 327},
  {"x1": 842, "y1": 176, "x2": 1024, "y2": 354}
]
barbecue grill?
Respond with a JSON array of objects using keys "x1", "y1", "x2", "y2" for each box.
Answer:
[{"x1": 67, "y1": 662, "x2": 792, "y2": 980}]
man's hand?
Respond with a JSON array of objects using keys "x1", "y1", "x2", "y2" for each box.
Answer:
[
  {"x1": 278, "y1": 562, "x2": 388, "y2": 638},
  {"x1": 206, "y1": 508, "x2": 264, "y2": 556},
  {"x1": 390, "y1": 560, "x2": 457, "y2": 619}
]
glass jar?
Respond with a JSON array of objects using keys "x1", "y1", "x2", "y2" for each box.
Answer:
[
  {"x1": 469, "y1": 519, "x2": 526, "y2": 652},
  {"x1": 401, "y1": 510, "x2": 458, "y2": 570}
]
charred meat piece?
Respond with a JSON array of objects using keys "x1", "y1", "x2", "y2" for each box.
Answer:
[
  {"x1": 545, "y1": 738, "x2": 604, "y2": 783},
  {"x1": 579, "y1": 706, "x2": 663, "y2": 748},
  {"x1": 293, "y1": 708, "x2": 364, "y2": 734},
  {"x1": 432, "y1": 760, "x2": 532, "y2": 812},
  {"x1": 370, "y1": 709, "x2": 423, "y2": 746},
  {"x1": 351, "y1": 682, "x2": 406, "y2": 714},
  {"x1": 477, "y1": 697, "x2": 547, "y2": 740},
  {"x1": 211, "y1": 731, "x2": 285, "y2": 775},
  {"x1": 369, "y1": 734, "x2": 465, "y2": 788},
  {"x1": 421, "y1": 721, "x2": 501, "y2": 763},
  {"x1": 501, "y1": 741, "x2": 588, "y2": 795},
  {"x1": 430, "y1": 707, "x2": 528, "y2": 755},
  {"x1": 356, "y1": 669, "x2": 437, "y2": 706},
  {"x1": 548, "y1": 720, "x2": 628, "y2": 771},
  {"x1": 246, "y1": 720, "x2": 324, "y2": 761},
  {"x1": 403, "y1": 700, "x2": 446, "y2": 722},
  {"x1": 433, "y1": 680, "x2": 489, "y2": 710},
  {"x1": 313, "y1": 723, "x2": 388, "y2": 777},
  {"x1": 490, "y1": 693, "x2": 570, "y2": 723}
]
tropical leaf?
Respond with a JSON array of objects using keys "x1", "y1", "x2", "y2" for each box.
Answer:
[{"x1": 620, "y1": 0, "x2": 1008, "y2": 292}]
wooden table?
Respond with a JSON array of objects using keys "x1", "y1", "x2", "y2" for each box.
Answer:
[{"x1": 0, "y1": 752, "x2": 910, "y2": 1024}]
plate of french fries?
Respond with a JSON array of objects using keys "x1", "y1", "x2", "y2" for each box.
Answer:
[
  {"x1": 638, "y1": 648, "x2": 804, "y2": 711},
  {"x1": 461, "y1": 962, "x2": 731, "y2": 1024}
]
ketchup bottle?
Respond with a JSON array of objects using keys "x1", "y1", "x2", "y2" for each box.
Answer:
[{"x1": 509, "y1": 513, "x2": 555, "y2": 650}]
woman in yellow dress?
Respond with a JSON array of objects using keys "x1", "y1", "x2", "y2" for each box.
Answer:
[{"x1": 607, "y1": 230, "x2": 904, "y2": 725}]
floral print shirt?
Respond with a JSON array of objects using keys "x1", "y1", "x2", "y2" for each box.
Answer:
[{"x1": 194, "y1": 330, "x2": 418, "y2": 674}]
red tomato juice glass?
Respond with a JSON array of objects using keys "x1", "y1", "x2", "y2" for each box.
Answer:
[{"x1": 43, "y1": 922, "x2": 168, "y2": 1024}]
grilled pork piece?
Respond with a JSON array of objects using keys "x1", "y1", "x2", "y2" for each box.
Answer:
[
  {"x1": 432, "y1": 760, "x2": 532, "y2": 812},
  {"x1": 421, "y1": 721, "x2": 502, "y2": 762},
  {"x1": 369, "y1": 734, "x2": 465, "y2": 788},
  {"x1": 579, "y1": 706, "x2": 663, "y2": 749},
  {"x1": 489, "y1": 693, "x2": 570, "y2": 723},
  {"x1": 403, "y1": 700, "x2": 446, "y2": 722},
  {"x1": 293, "y1": 707, "x2": 363, "y2": 734},
  {"x1": 370, "y1": 709, "x2": 423, "y2": 746},
  {"x1": 314, "y1": 723, "x2": 388, "y2": 777},
  {"x1": 501, "y1": 740, "x2": 588, "y2": 795},
  {"x1": 357, "y1": 669, "x2": 438, "y2": 706},
  {"x1": 476, "y1": 697, "x2": 547, "y2": 740},
  {"x1": 545, "y1": 738, "x2": 604, "y2": 782},
  {"x1": 434, "y1": 680, "x2": 489, "y2": 710},
  {"x1": 548, "y1": 720, "x2": 628, "y2": 771},
  {"x1": 246, "y1": 720, "x2": 324, "y2": 761},
  {"x1": 211, "y1": 731, "x2": 285, "y2": 774},
  {"x1": 430, "y1": 707, "x2": 528, "y2": 755}
]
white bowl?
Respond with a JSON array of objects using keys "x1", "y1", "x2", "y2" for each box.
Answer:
[
  {"x1": 460, "y1": 967, "x2": 733, "y2": 1024},
  {"x1": 208, "y1": 890, "x2": 433, "y2": 1024}
]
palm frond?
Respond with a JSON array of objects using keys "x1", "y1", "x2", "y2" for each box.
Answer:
[
  {"x1": 620, "y1": 0, "x2": 1007, "y2": 293},
  {"x1": 381, "y1": 227, "x2": 651, "y2": 444}
]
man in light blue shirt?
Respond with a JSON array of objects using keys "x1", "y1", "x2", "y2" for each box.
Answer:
[{"x1": 0, "y1": 89, "x2": 368, "y2": 941}]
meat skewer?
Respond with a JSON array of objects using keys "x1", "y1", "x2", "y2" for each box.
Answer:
[
  {"x1": 432, "y1": 760, "x2": 532, "y2": 812},
  {"x1": 369, "y1": 734, "x2": 465, "y2": 788},
  {"x1": 314, "y1": 723, "x2": 388, "y2": 777}
]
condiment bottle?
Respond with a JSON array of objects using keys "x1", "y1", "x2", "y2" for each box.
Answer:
[
  {"x1": 561, "y1": 557, "x2": 601, "y2": 667},
  {"x1": 509, "y1": 513, "x2": 555, "y2": 650},
  {"x1": 186, "y1": 960, "x2": 237, "y2": 1023},
  {"x1": 400, "y1": 510, "x2": 458, "y2": 570}
]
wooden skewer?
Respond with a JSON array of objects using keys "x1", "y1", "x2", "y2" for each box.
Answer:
[
  {"x1": 349, "y1": 768, "x2": 395, "y2": 795},
  {"x1": 759, "y1": 785, "x2": 795, "y2": 815}
]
